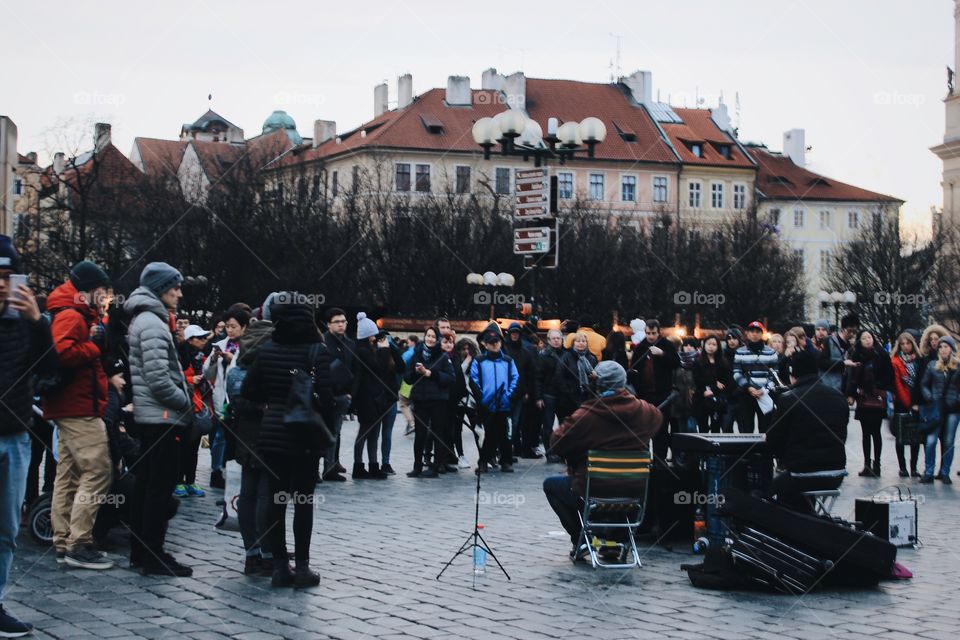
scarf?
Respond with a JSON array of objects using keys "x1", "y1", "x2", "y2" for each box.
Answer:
[
  {"x1": 575, "y1": 350, "x2": 594, "y2": 392},
  {"x1": 679, "y1": 349, "x2": 698, "y2": 370}
]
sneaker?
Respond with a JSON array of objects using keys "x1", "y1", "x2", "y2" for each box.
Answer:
[
  {"x1": 173, "y1": 484, "x2": 188, "y2": 497},
  {"x1": 920, "y1": 474, "x2": 935, "y2": 484},
  {"x1": 141, "y1": 552, "x2": 192, "y2": 577},
  {"x1": 0, "y1": 605, "x2": 33, "y2": 638},
  {"x1": 186, "y1": 483, "x2": 205, "y2": 497},
  {"x1": 65, "y1": 544, "x2": 114, "y2": 570},
  {"x1": 210, "y1": 470, "x2": 225, "y2": 489},
  {"x1": 55, "y1": 550, "x2": 66, "y2": 564},
  {"x1": 458, "y1": 456, "x2": 471, "y2": 469},
  {"x1": 534, "y1": 444, "x2": 546, "y2": 457},
  {"x1": 381, "y1": 463, "x2": 396, "y2": 475}
]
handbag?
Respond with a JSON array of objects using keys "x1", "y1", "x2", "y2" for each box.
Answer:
[
  {"x1": 890, "y1": 412, "x2": 922, "y2": 446},
  {"x1": 857, "y1": 389, "x2": 885, "y2": 411},
  {"x1": 283, "y1": 344, "x2": 335, "y2": 450},
  {"x1": 192, "y1": 402, "x2": 214, "y2": 436}
]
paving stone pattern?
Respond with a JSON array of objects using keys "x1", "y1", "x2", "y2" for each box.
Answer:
[{"x1": 6, "y1": 416, "x2": 959, "y2": 639}]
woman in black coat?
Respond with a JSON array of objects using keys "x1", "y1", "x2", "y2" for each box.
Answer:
[
  {"x1": 845, "y1": 329, "x2": 894, "y2": 478},
  {"x1": 403, "y1": 326, "x2": 455, "y2": 477},
  {"x1": 554, "y1": 333, "x2": 598, "y2": 423},
  {"x1": 692, "y1": 335, "x2": 732, "y2": 433},
  {"x1": 241, "y1": 298, "x2": 333, "y2": 589}
]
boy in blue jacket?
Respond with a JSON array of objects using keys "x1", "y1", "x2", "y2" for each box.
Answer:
[{"x1": 470, "y1": 328, "x2": 519, "y2": 474}]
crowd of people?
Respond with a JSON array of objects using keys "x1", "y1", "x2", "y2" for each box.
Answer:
[{"x1": 1, "y1": 234, "x2": 958, "y2": 634}]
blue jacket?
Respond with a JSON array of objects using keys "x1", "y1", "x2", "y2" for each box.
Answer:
[{"x1": 469, "y1": 351, "x2": 519, "y2": 414}]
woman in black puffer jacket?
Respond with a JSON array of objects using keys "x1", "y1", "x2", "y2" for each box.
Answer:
[
  {"x1": 403, "y1": 326, "x2": 455, "y2": 478},
  {"x1": 241, "y1": 297, "x2": 333, "y2": 589}
]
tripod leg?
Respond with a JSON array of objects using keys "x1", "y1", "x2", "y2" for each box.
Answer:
[
  {"x1": 475, "y1": 531, "x2": 511, "y2": 580},
  {"x1": 436, "y1": 531, "x2": 477, "y2": 580}
]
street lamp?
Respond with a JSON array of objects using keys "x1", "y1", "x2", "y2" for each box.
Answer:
[
  {"x1": 467, "y1": 271, "x2": 515, "y2": 321},
  {"x1": 817, "y1": 290, "x2": 857, "y2": 327},
  {"x1": 472, "y1": 111, "x2": 607, "y2": 165}
]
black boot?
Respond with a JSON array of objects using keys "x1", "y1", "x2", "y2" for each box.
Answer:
[
  {"x1": 294, "y1": 565, "x2": 320, "y2": 589},
  {"x1": 368, "y1": 463, "x2": 388, "y2": 479},
  {"x1": 406, "y1": 465, "x2": 422, "y2": 478},
  {"x1": 872, "y1": 460, "x2": 881, "y2": 477},
  {"x1": 858, "y1": 460, "x2": 874, "y2": 477},
  {"x1": 420, "y1": 465, "x2": 439, "y2": 478},
  {"x1": 271, "y1": 562, "x2": 294, "y2": 588},
  {"x1": 352, "y1": 463, "x2": 370, "y2": 480}
]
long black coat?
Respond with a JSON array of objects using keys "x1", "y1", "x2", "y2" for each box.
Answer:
[
  {"x1": 767, "y1": 375, "x2": 848, "y2": 473},
  {"x1": 242, "y1": 305, "x2": 334, "y2": 457}
]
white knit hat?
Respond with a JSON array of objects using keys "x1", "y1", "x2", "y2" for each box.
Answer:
[{"x1": 356, "y1": 312, "x2": 379, "y2": 340}]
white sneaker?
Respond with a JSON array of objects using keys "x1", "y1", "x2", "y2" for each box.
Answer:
[
  {"x1": 458, "y1": 456, "x2": 471, "y2": 469},
  {"x1": 534, "y1": 444, "x2": 546, "y2": 456}
]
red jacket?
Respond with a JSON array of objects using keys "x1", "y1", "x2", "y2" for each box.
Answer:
[
  {"x1": 890, "y1": 353, "x2": 919, "y2": 412},
  {"x1": 42, "y1": 281, "x2": 108, "y2": 419}
]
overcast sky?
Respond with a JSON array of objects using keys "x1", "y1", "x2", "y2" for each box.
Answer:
[{"x1": 3, "y1": 0, "x2": 951, "y2": 232}]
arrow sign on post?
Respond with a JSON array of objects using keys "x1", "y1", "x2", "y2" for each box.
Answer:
[
  {"x1": 514, "y1": 226, "x2": 551, "y2": 254},
  {"x1": 514, "y1": 168, "x2": 551, "y2": 221}
]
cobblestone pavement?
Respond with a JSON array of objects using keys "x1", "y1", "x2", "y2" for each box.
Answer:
[{"x1": 6, "y1": 415, "x2": 959, "y2": 640}]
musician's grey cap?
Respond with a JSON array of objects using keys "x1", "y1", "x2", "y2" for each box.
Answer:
[{"x1": 595, "y1": 361, "x2": 627, "y2": 392}]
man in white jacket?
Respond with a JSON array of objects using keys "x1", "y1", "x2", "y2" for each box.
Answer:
[{"x1": 202, "y1": 307, "x2": 250, "y2": 488}]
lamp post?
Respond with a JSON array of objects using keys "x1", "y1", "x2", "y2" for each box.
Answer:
[
  {"x1": 817, "y1": 290, "x2": 857, "y2": 327},
  {"x1": 467, "y1": 271, "x2": 515, "y2": 321},
  {"x1": 472, "y1": 110, "x2": 607, "y2": 326}
]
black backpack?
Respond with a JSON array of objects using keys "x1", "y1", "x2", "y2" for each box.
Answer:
[{"x1": 283, "y1": 344, "x2": 334, "y2": 450}]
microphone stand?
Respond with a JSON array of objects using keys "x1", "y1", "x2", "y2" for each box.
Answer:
[{"x1": 436, "y1": 466, "x2": 510, "y2": 586}]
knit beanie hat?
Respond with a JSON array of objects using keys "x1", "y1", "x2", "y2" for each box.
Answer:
[
  {"x1": 356, "y1": 312, "x2": 379, "y2": 340},
  {"x1": 140, "y1": 262, "x2": 182, "y2": 296},
  {"x1": 595, "y1": 361, "x2": 627, "y2": 392},
  {"x1": 940, "y1": 335, "x2": 957, "y2": 353},
  {"x1": 0, "y1": 235, "x2": 20, "y2": 272},
  {"x1": 69, "y1": 260, "x2": 110, "y2": 291}
]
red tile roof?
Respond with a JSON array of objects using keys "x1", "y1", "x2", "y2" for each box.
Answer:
[
  {"x1": 133, "y1": 138, "x2": 187, "y2": 177},
  {"x1": 39, "y1": 143, "x2": 143, "y2": 206},
  {"x1": 193, "y1": 129, "x2": 294, "y2": 181},
  {"x1": 661, "y1": 108, "x2": 755, "y2": 168},
  {"x1": 270, "y1": 78, "x2": 680, "y2": 170},
  {"x1": 747, "y1": 145, "x2": 901, "y2": 203}
]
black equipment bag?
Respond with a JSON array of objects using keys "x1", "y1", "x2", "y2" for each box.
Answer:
[{"x1": 719, "y1": 489, "x2": 896, "y2": 586}]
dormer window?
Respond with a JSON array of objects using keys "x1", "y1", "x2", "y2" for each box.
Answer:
[
  {"x1": 771, "y1": 175, "x2": 794, "y2": 186},
  {"x1": 420, "y1": 115, "x2": 444, "y2": 134},
  {"x1": 613, "y1": 121, "x2": 637, "y2": 142},
  {"x1": 689, "y1": 143, "x2": 703, "y2": 158},
  {"x1": 716, "y1": 144, "x2": 732, "y2": 160}
]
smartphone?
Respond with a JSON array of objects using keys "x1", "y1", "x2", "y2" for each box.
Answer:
[{"x1": 2, "y1": 274, "x2": 27, "y2": 319}]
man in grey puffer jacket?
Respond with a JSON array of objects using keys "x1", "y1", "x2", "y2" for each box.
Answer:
[{"x1": 124, "y1": 262, "x2": 193, "y2": 577}]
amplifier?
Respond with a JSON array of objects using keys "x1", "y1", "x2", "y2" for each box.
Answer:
[{"x1": 855, "y1": 498, "x2": 918, "y2": 548}]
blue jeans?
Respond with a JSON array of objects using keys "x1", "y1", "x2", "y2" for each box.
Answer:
[
  {"x1": 381, "y1": 402, "x2": 398, "y2": 465},
  {"x1": 925, "y1": 413, "x2": 959, "y2": 476},
  {"x1": 210, "y1": 419, "x2": 226, "y2": 472},
  {"x1": 0, "y1": 432, "x2": 31, "y2": 604}
]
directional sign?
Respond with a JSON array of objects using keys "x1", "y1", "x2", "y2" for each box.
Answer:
[
  {"x1": 514, "y1": 168, "x2": 551, "y2": 221},
  {"x1": 523, "y1": 220, "x2": 559, "y2": 269},
  {"x1": 513, "y1": 226, "x2": 551, "y2": 255}
]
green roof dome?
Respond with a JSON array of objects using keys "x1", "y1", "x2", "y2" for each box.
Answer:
[{"x1": 262, "y1": 110, "x2": 302, "y2": 144}]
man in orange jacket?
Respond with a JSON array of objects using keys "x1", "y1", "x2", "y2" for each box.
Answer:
[{"x1": 43, "y1": 260, "x2": 114, "y2": 571}]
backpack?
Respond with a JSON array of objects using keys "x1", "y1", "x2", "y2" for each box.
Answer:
[
  {"x1": 283, "y1": 344, "x2": 335, "y2": 450},
  {"x1": 34, "y1": 308, "x2": 82, "y2": 396}
]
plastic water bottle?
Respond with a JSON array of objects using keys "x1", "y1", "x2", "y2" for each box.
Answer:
[
  {"x1": 692, "y1": 508, "x2": 708, "y2": 554},
  {"x1": 473, "y1": 524, "x2": 487, "y2": 576}
]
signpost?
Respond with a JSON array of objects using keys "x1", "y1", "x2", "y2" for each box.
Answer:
[{"x1": 512, "y1": 169, "x2": 560, "y2": 323}]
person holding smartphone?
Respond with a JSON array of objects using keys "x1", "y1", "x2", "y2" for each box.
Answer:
[{"x1": 0, "y1": 236, "x2": 56, "y2": 637}]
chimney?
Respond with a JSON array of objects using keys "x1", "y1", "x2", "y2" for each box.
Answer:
[
  {"x1": 398, "y1": 73, "x2": 413, "y2": 109},
  {"x1": 445, "y1": 75, "x2": 471, "y2": 106},
  {"x1": 481, "y1": 67, "x2": 505, "y2": 91},
  {"x1": 94, "y1": 122, "x2": 111, "y2": 152},
  {"x1": 53, "y1": 152, "x2": 65, "y2": 174},
  {"x1": 783, "y1": 128, "x2": 806, "y2": 167},
  {"x1": 313, "y1": 120, "x2": 336, "y2": 147},
  {"x1": 711, "y1": 103, "x2": 734, "y2": 135},
  {"x1": 503, "y1": 71, "x2": 525, "y2": 110},
  {"x1": 622, "y1": 70, "x2": 652, "y2": 105},
  {"x1": 374, "y1": 82, "x2": 389, "y2": 117}
]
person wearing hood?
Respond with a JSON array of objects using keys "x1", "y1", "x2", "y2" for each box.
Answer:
[
  {"x1": 403, "y1": 325, "x2": 455, "y2": 477},
  {"x1": 503, "y1": 322, "x2": 540, "y2": 460},
  {"x1": 919, "y1": 335, "x2": 960, "y2": 484},
  {"x1": 241, "y1": 295, "x2": 334, "y2": 588},
  {"x1": 470, "y1": 328, "x2": 520, "y2": 474},
  {"x1": 544, "y1": 362, "x2": 662, "y2": 556},
  {"x1": 44, "y1": 260, "x2": 115, "y2": 571},
  {"x1": 671, "y1": 336, "x2": 699, "y2": 435},
  {"x1": 124, "y1": 262, "x2": 193, "y2": 577},
  {"x1": 0, "y1": 237, "x2": 55, "y2": 637},
  {"x1": 845, "y1": 329, "x2": 894, "y2": 478},
  {"x1": 229, "y1": 294, "x2": 276, "y2": 576}
]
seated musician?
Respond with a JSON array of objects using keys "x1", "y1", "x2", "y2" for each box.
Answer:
[
  {"x1": 764, "y1": 346, "x2": 848, "y2": 513},
  {"x1": 543, "y1": 362, "x2": 662, "y2": 557}
]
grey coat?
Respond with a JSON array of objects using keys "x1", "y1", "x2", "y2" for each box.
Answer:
[{"x1": 124, "y1": 287, "x2": 191, "y2": 426}]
